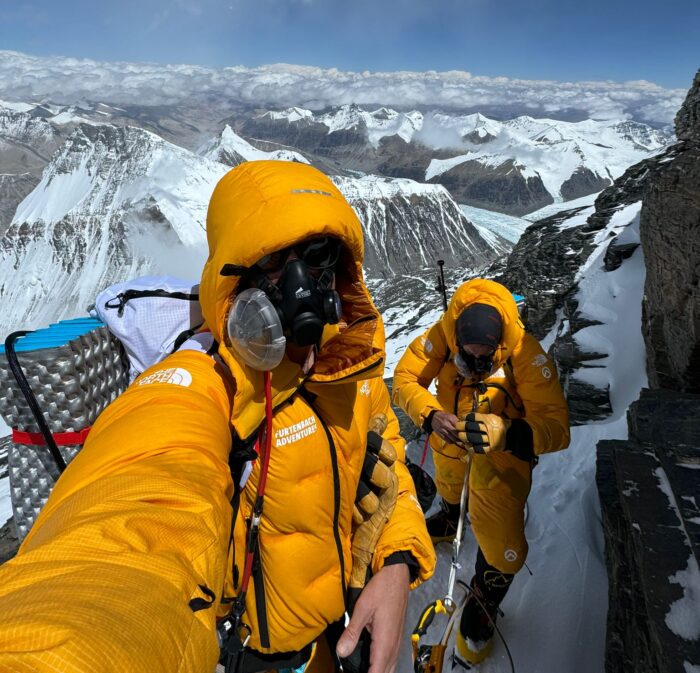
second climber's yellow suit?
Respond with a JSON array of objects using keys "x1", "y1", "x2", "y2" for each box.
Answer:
[{"x1": 393, "y1": 279, "x2": 570, "y2": 574}]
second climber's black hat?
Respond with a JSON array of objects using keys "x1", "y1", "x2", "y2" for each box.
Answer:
[{"x1": 456, "y1": 303, "x2": 502, "y2": 350}]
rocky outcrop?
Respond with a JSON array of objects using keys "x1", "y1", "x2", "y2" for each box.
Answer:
[
  {"x1": 640, "y1": 72, "x2": 700, "y2": 392},
  {"x1": 597, "y1": 389, "x2": 700, "y2": 673},
  {"x1": 0, "y1": 174, "x2": 37, "y2": 238},
  {"x1": 429, "y1": 159, "x2": 554, "y2": 216},
  {"x1": 596, "y1": 70, "x2": 700, "y2": 673},
  {"x1": 675, "y1": 71, "x2": 700, "y2": 142},
  {"x1": 560, "y1": 166, "x2": 611, "y2": 201},
  {"x1": 495, "y1": 138, "x2": 684, "y2": 424}
]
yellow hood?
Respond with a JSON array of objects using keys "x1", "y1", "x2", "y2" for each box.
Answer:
[
  {"x1": 441, "y1": 278, "x2": 525, "y2": 369},
  {"x1": 200, "y1": 161, "x2": 385, "y2": 439}
]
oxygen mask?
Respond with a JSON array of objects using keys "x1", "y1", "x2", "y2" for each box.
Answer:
[
  {"x1": 455, "y1": 348, "x2": 495, "y2": 380},
  {"x1": 225, "y1": 238, "x2": 343, "y2": 370}
]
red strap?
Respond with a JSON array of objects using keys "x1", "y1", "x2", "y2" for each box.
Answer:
[
  {"x1": 420, "y1": 433, "x2": 430, "y2": 468},
  {"x1": 12, "y1": 427, "x2": 92, "y2": 446},
  {"x1": 239, "y1": 370, "x2": 274, "y2": 597}
]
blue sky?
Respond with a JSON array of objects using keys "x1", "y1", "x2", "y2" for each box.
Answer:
[{"x1": 0, "y1": 0, "x2": 697, "y2": 89}]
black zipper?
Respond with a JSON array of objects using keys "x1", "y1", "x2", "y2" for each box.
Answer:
[
  {"x1": 453, "y1": 382, "x2": 463, "y2": 415},
  {"x1": 252, "y1": 547, "x2": 270, "y2": 648},
  {"x1": 312, "y1": 407, "x2": 347, "y2": 604}
]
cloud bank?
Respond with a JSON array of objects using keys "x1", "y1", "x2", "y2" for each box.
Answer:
[{"x1": 0, "y1": 51, "x2": 685, "y2": 126}]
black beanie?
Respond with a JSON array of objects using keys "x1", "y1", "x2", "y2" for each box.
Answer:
[{"x1": 457, "y1": 303, "x2": 502, "y2": 349}]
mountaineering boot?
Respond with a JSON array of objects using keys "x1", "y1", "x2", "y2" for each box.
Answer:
[
  {"x1": 425, "y1": 498, "x2": 462, "y2": 543},
  {"x1": 455, "y1": 550, "x2": 514, "y2": 666}
]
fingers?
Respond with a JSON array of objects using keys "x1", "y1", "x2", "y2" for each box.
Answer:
[
  {"x1": 336, "y1": 600, "x2": 371, "y2": 659},
  {"x1": 355, "y1": 478, "x2": 380, "y2": 515},
  {"x1": 353, "y1": 505, "x2": 364, "y2": 526},
  {"x1": 368, "y1": 413, "x2": 388, "y2": 436},
  {"x1": 367, "y1": 431, "x2": 397, "y2": 466},
  {"x1": 456, "y1": 413, "x2": 510, "y2": 453},
  {"x1": 455, "y1": 414, "x2": 488, "y2": 453},
  {"x1": 362, "y1": 452, "x2": 393, "y2": 490},
  {"x1": 431, "y1": 411, "x2": 461, "y2": 444}
]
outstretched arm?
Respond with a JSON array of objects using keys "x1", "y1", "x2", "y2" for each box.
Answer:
[{"x1": 0, "y1": 351, "x2": 235, "y2": 673}]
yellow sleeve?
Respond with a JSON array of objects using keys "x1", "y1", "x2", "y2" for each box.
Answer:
[
  {"x1": 368, "y1": 378, "x2": 436, "y2": 587},
  {"x1": 0, "y1": 350, "x2": 234, "y2": 673},
  {"x1": 392, "y1": 322, "x2": 448, "y2": 429},
  {"x1": 511, "y1": 334, "x2": 571, "y2": 455}
]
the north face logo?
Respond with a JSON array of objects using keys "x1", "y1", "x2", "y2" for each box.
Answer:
[{"x1": 137, "y1": 367, "x2": 192, "y2": 388}]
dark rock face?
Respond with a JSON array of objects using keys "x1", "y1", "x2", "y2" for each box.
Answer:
[
  {"x1": 560, "y1": 166, "x2": 611, "y2": 201},
  {"x1": 376, "y1": 136, "x2": 437, "y2": 183},
  {"x1": 240, "y1": 115, "x2": 372, "y2": 174},
  {"x1": 675, "y1": 71, "x2": 700, "y2": 142},
  {"x1": 334, "y1": 178, "x2": 507, "y2": 277},
  {"x1": 429, "y1": 159, "x2": 553, "y2": 216},
  {"x1": 597, "y1": 389, "x2": 700, "y2": 673},
  {"x1": 0, "y1": 174, "x2": 38, "y2": 238},
  {"x1": 596, "y1": 72, "x2": 700, "y2": 673},
  {"x1": 604, "y1": 236, "x2": 639, "y2": 271},
  {"x1": 640, "y1": 82, "x2": 700, "y2": 392}
]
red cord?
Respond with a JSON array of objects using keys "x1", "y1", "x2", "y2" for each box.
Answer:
[
  {"x1": 239, "y1": 370, "x2": 274, "y2": 597},
  {"x1": 420, "y1": 433, "x2": 430, "y2": 467},
  {"x1": 258, "y1": 370, "x2": 273, "y2": 495}
]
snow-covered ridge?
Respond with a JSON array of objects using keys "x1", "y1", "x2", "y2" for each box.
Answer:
[
  {"x1": 333, "y1": 173, "x2": 449, "y2": 200},
  {"x1": 199, "y1": 125, "x2": 309, "y2": 165},
  {"x1": 423, "y1": 115, "x2": 671, "y2": 202},
  {"x1": 0, "y1": 107, "x2": 60, "y2": 147},
  {"x1": 0, "y1": 123, "x2": 229, "y2": 335},
  {"x1": 257, "y1": 104, "x2": 671, "y2": 152},
  {"x1": 12, "y1": 123, "x2": 228, "y2": 245}
]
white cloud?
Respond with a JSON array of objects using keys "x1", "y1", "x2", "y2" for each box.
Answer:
[{"x1": 0, "y1": 50, "x2": 685, "y2": 126}]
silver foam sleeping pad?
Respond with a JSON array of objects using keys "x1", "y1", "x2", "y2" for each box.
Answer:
[{"x1": 0, "y1": 325, "x2": 129, "y2": 539}]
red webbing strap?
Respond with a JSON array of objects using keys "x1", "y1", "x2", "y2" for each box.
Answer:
[
  {"x1": 239, "y1": 370, "x2": 273, "y2": 597},
  {"x1": 12, "y1": 427, "x2": 92, "y2": 446},
  {"x1": 420, "y1": 433, "x2": 430, "y2": 467}
]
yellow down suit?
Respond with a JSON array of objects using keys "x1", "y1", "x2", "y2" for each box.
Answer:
[
  {"x1": 0, "y1": 161, "x2": 435, "y2": 672},
  {"x1": 393, "y1": 279, "x2": 569, "y2": 573}
]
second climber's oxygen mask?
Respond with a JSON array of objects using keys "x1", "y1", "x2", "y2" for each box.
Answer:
[
  {"x1": 226, "y1": 237, "x2": 343, "y2": 371},
  {"x1": 454, "y1": 348, "x2": 496, "y2": 381}
]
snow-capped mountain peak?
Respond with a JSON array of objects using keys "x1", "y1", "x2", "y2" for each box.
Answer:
[{"x1": 199, "y1": 124, "x2": 309, "y2": 165}]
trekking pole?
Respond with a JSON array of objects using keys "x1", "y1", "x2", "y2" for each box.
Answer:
[
  {"x1": 444, "y1": 452, "x2": 472, "y2": 611},
  {"x1": 411, "y1": 452, "x2": 473, "y2": 673},
  {"x1": 436, "y1": 260, "x2": 448, "y2": 313}
]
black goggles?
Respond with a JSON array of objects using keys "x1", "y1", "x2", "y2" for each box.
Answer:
[{"x1": 255, "y1": 236, "x2": 342, "y2": 273}]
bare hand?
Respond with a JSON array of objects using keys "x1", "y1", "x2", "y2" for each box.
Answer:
[
  {"x1": 336, "y1": 563, "x2": 410, "y2": 673},
  {"x1": 430, "y1": 411, "x2": 461, "y2": 445}
]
